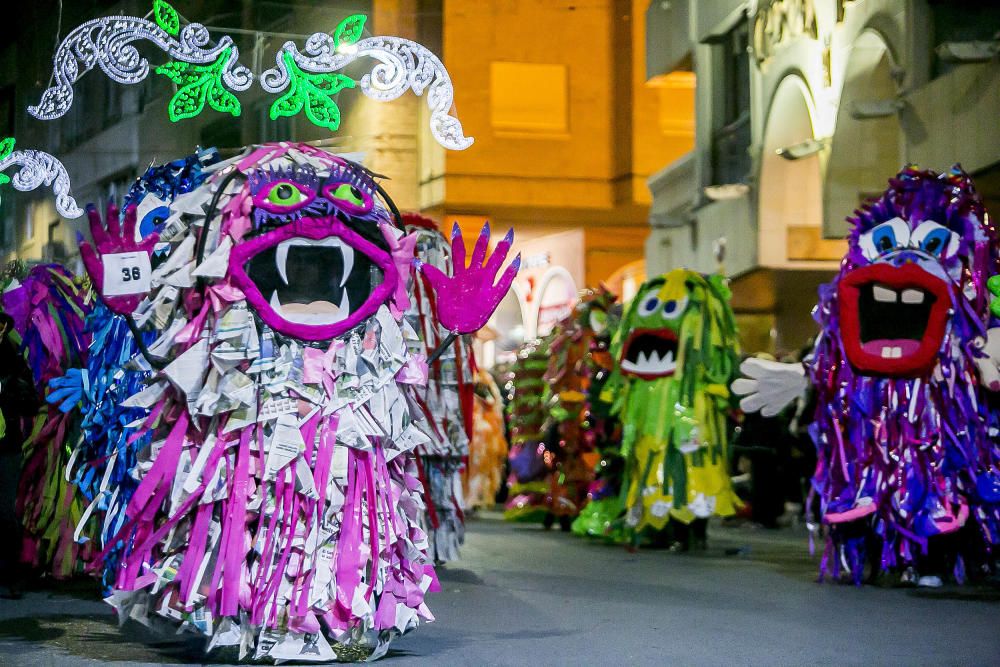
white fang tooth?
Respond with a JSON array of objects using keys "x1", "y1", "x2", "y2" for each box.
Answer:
[
  {"x1": 637, "y1": 351, "x2": 649, "y2": 367},
  {"x1": 338, "y1": 289, "x2": 350, "y2": 320},
  {"x1": 339, "y1": 243, "x2": 354, "y2": 288},
  {"x1": 648, "y1": 351, "x2": 662, "y2": 367},
  {"x1": 270, "y1": 290, "x2": 282, "y2": 314},
  {"x1": 901, "y1": 289, "x2": 924, "y2": 304},
  {"x1": 881, "y1": 346, "x2": 892, "y2": 358},
  {"x1": 892, "y1": 347, "x2": 903, "y2": 358},
  {"x1": 275, "y1": 244, "x2": 289, "y2": 285},
  {"x1": 873, "y1": 285, "x2": 897, "y2": 303},
  {"x1": 664, "y1": 351, "x2": 675, "y2": 366}
]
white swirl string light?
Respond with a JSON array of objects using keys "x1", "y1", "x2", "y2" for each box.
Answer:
[
  {"x1": 261, "y1": 33, "x2": 474, "y2": 151},
  {"x1": 28, "y1": 10, "x2": 470, "y2": 151},
  {"x1": 28, "y1": 15, "x2": 253, "y2": 121},
  {"x1": 0, "y1": 148, "x2": 82, "y2": 219}
]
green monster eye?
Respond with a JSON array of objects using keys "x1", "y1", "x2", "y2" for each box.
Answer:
[
  {"x1": 333, "y1": 184, "x2": 363, "y2": 206},
  {"x1": 323, "y1": 182, "x2": 373, "y2": 212},
  {"x1": 267, "y1": 182, "x2": 306, "y2": 206}
]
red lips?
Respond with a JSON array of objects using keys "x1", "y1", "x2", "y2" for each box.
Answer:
[{"x1": 838, "y1": 262, "x2": 952, "y2": 377}]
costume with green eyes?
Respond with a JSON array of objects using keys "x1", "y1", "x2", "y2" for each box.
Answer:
[{"x1": 607, "y1": 269, "x2": 741, "y2": 535}]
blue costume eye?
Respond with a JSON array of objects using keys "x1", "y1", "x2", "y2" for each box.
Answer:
[
  {"x1": 139, "y1": 205, "x2": 170, "y2": 239},
  {"x1": 871, "y1": 226, "x2": 897, "y2": 253},
  {"x1": 910, "y1": 220, "x2": 957, "y2": 260},
  {"x1": 663, "y1": 300, "x2": 677, "y2": 316},
  {"x1": 858, "y1": 217, "x2": 910, "y2": 261},
  {"x1": 638, "y1": 296, "x2": 660, "y2": 316},
  {"x1": 918, "y1": 228, "x2": 950, "y2": 257}
]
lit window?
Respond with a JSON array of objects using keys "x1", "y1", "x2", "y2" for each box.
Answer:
[{"x1": 490, "y1": 62, "x2": 568, "y2": 134}]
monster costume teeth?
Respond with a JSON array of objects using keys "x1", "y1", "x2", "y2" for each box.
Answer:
[
  {"x1": 839, "y1": 250, "x2": 954, "y2": 377},
  {"x1": 620, "y1": 329, "x2": 679, "y2": 378}
]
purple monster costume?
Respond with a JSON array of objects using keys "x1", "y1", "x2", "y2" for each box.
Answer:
[{"x1": 736, "y1": 165, "x2": 1000, "y2": 584}]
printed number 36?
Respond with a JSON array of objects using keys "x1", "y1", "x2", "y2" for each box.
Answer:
[{"x1": 121, "y1": 266, "x2": 142, "y2": 282}]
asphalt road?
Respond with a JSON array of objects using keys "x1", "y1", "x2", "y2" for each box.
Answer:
[{"x1": 0, "y1": 515, "x2": 997, "y2": 666}]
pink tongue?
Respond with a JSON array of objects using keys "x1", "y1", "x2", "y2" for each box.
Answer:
[{"x1": 861, "y1": 339, "x2": 922, "y2": 356}]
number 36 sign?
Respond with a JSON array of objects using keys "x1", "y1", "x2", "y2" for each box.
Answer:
[{"x1": 101, "y1": 251, "x2": 152, "y2": 296}]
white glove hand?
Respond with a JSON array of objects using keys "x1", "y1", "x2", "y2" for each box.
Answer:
[
  {"x1": 973, "y1": 328, "x2": 1000, "y2": 391},
  {"x1": 731, "y1": 357, "x2": 808, "y2": 417}
]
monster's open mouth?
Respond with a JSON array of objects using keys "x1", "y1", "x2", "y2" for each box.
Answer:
[
  {"x1": 620, "y1": 328, "x2": 678, "y2": 378},
  {"x1": 228, "y1": 217, "x2": 398, "y2": 341},
  {"x1": 245, "y1": 237, "x2": 379, "y2": 326},
  {"x1": 838, "y1": 262, "x2": 951, "y2": 377}
]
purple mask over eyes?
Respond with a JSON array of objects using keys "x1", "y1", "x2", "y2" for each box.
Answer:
[{"x1": 228, "y1": 216, "x2": 399, "y2": 341}]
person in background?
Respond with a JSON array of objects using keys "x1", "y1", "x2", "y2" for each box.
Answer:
[
  {"x1": 731, "y1": 354, "x2": 793, "y2": 529},
  {"x1": 0, "y1": 312, "x2": 39, "y2": 598}
]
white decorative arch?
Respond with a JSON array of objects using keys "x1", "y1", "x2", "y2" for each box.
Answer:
[
  {"x1": 534, "y1": 266, "x2": 578, "y2": 337},
  {"x1": 824, "y1": 28, "x2": 902, "y2": 238},
  {"x1": 758, "y1": 73, "x2": 824, "y2": 267}
]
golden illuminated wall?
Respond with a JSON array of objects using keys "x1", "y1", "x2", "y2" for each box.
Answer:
[
  {"x1": 629, "y1": 0, "x2": 695, "y2": 205},
  {"x1": 443, "y1": 0, "x2": 631, "y2": 213},
  {"x1": 439, "y1": 0, "x2": 694, "y2": 287}
]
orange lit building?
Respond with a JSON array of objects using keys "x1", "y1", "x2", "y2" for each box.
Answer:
[{"x1": 422, "y1": 0, "x2": 694, "y2": 351}]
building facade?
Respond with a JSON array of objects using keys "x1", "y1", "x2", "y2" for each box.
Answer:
[
  {"x1": 645, "y1": 0, "x2": 1000, "y2": 353},
  {"x1": 437, "y1": 0, "x2": 694, "y2": 352}
]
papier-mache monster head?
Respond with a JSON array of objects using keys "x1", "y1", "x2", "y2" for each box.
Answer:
[
  {"x1": 572, "y1": 286, "x2": 618, "y2": 341},
  {"x1": 837, "y1": 165, "x2": 998, "y2": 377},
  {"x1": 616, "y1": 269, "x2": 737, "y2": 381},
  {"x1": 217, "y1": 144, "x2": 406, "y2": 342}
]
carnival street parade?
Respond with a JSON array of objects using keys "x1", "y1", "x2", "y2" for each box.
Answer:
[{"x1": 0, "y1": 1, "x2": 998, "y2": 664}]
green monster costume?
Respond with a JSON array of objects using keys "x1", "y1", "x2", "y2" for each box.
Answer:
[{"x1": 607, "y1": 269, "x2": 742, "y2": 538}]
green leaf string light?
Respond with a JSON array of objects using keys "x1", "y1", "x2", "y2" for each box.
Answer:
[
  {"x1": 260, "y1": 13, "x2": 474, "y2": 149},
  {"x1": 153, "y1": 0, "x2": 181, "y2": 37},
  {"x1": 333, "y1": 14, "x2": 366, "y2": 49},
  {"x1": 29, "y1": 7, "x2": 473, "y2": 149},
  {"x1": 0, "y1": 137, "x2": 14, "y2": 188},
  {"x1": 27, "y1": 3, "x2": 252, "y2": 122},
  {"x1": 269, "y1": 52, "x2": 356, "y2": 131},
  {"x1": 156, "y1": 47, "x2": 242, "y2": 122}
]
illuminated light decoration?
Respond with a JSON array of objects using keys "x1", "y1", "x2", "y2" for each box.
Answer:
[
  {"x1": 28, "y1": 10, "x2": 472, "y2": 149},
  {"x1": 0, "y1": 138, "x2": 82, "y2": 219},
  {"x1": 27, "y1": 13, "x2": 252, "y2": 121},
  {"x1": 260, "y1": 14, "x2": 474, "y2": 150},
  {"x1": 332, "y1": 13, "x2": 366, "y2": 48},
  {"x1": 153, "y1": 0, "x2": 180, "y2": 37},
  {"x1": 0, "y1": 137, "x2": 13, "y2": 188},
  {"x1": 269, "y1": 52, "x2": 356, "y2": 131},
  {"x1": 156, "y1": 47, "x2": 242, "y2": 122}
]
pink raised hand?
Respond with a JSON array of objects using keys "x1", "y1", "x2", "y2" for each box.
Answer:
[
  {"x1": 80, "y1": 201, "x2": 158, "y2": 315},
  {"x1": 416, "y1": 221, "x2": 520, "y2": 334}
]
